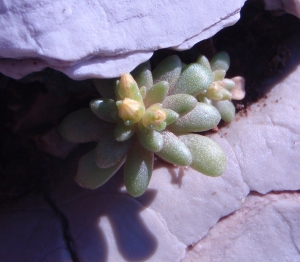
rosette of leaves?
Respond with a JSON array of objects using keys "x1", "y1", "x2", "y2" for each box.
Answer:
[
  {"x1": 59, "y1": 55, "x2": 232, "y2": 197},
  {"x1": 196, "y1": 51, "x2": 245, "y2": 122}
]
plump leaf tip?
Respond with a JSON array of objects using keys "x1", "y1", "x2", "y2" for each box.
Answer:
[{"x1": 58, "y1": 51, "x2": 245, "y2": 197}]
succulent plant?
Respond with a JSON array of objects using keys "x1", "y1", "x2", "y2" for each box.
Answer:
[
  {"x1": 196, "y1": 51, "x2": 245, "y2": 122},
  {"x1": 58, "y1": 52, "x2": 245, "y2": 197}
]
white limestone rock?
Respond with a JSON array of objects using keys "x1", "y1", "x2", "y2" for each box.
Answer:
[
  {"x1": 183, "y1": 192, "x2": 300, "y2": 262},
  {"x1": 0, "y1": 0, "x2": 246, "y2": 79}
]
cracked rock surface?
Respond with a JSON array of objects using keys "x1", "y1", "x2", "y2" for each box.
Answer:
[
  {"x1": 183, "y1": 192, "x2": 300, "y2": 262},
  {"x1": 0, "y1": 0, "x2": 246, "y2": 80}
]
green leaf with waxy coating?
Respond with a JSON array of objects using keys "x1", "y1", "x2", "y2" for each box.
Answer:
[
  {"x1": 196, "y1": 55, "x2": 211, "y2": 69},
  {"x1": 179, "y1": 134, "x2": 226, "y2": 177},
  {"x1": 75, "y1": 150, "x2": 125, "y2": 190},
  {"x1": 93, "y1": 78, "x2": 117, "y2": 99},
  {"x1": 114, "y1": 122, "x2": 137, "y2": 141},
  {"x1": 139, "y1": 86, "x2": 147, "y2": 99},
  {"x1": 152, "y1": 55, "x2": 182, "y2": 91},
  {"x1": 131, "y1": 61, "x2": 153, "y2": 90},
  {"x1": 90, "y1": 99, "x2": 119, "y2": 123},
  {"x1": 124, "y1": 142, "x2": 154, "y2": 197},
  {"x1": 156, "y1": 130, "x2": 192, "y2": 166},
  {"x1": 164, "y1": 109, "x2": 179, "y2": 125},
  {"x1": 171, "y1": 63, "x2": 214, "y2": 96},
  {"x1": 167, "y1": 102, "x2": 221, "y2": 133},
  {"x1": 197, "y1": 94, "x2": 212, "y2": 104},
  {"x1": 162, "y1": 94, "x2": 197, "y2": 116},
  {"x1": 137, "y1": 122, "x2": 163, "y2": 152},
  {"x1": 213, "y1": 100, "x2": 236, "y2": 122},
  {"x1": 144, "y1": 81, "x2": 169, "y2": 108},
  {"x1": 59, "y1": 108, "x2": 113, "y2": 143},
  {"x1": 95, "y1": 132, "x2": 133, "y2": 168},
  {"x1": 210, "y1": 51, "x2": 230, "y2": 72}
]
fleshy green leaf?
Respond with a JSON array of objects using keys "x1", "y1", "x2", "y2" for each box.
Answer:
[
  {"x1": 162, "y1": 94, "x2": 197, "y2": 116},
  {"x1": 95, "y1": 132, "x2": 133, "y2": 168},
  {"x1": 171, "y1": 63, "x2": 214, "y2": 96},
  {"x1": 114, "y1": 122, "x2": 137, "y2": 141},
  {"x1": 143, "y1": 81, "x2": 169, "y2": 108},
  {"x1": 131, "y1": 61, "x2": 153, "y2": 90},
  {"x1": 90, "y1": 99, "x2": 119, "y2": 123},
  {"x1": 196, "y1": 55, "x2": 211, "y2": 69},
  {"x1": 213, "y1": 100, "x2": 236, "y2": 122},
  {"x1": 137, "y1": 122, "x2": 164, "y2": 152},
  {"x1": 210, "y1": 51, "x2": 230, "y2": 72},
  {"x1": 139, "y1": 86, "x2": 147, "y2": 99},
  {"x1": 167, "y1": 102, "x2": 221, "y2": 133},
  {"x1": 197, "y1": 94, "x2": 212, "y2": 104},
  {"x1": 179, "y1": 134, "x2": 226, "y2": 177},
  {"x1": 59, "y1": 108, "x2": 113, "y2": 143},
  {"x1": 93, "y1": 78, "x2": 117, "y2": 99},
  {"x1": 156, "y1": 130, "x2": 192, "y2": 166},
  {"x1": 164, "y1": 109, "x2": 179, "y2": 125},
  {"x1": 124, "y1": 142, "x2": 154, "y2": 197},
  {"x1": 152, "y1": 55, "x2": 182, "y2": 91},
  {"x1": 75, "y1": 150, "x2": 124, "y2": 189}
]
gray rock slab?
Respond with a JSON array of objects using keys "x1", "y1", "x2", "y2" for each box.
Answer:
[
  {"x1": 183, "y1": 192, "x2": 300, "y2": 262},
  {"x1": 0, "y1": 0, "x2": 246, "y2": 79}
]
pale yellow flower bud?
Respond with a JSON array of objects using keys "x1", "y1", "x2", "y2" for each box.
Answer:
[
  {"x1": 117, "y1": 98, "x2": 145, "y2": 126},
  {"x1": 117, "y1": 73, "x2": 143, "y2": 102},
  {"x1": 207, "y1": 82, "x2": 232, "y2": 101},
  {"x1": 142, "y1": 104, "x2": 167, "y2": 130}
]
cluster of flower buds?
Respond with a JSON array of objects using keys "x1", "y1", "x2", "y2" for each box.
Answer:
[
  {"x1": 196, "y1": 52, "x2": 245, "y2": 122},
  {"x1": 59, "y1": 52, "x2": 245, "y2": 197}
]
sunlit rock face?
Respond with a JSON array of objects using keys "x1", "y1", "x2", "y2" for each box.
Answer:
[
  {"x1": 183, "y1": 192, "x2": 300, "y2": 262},
  {"x1": 0, "y1": 0, "x2": 246, "y2": 79}
]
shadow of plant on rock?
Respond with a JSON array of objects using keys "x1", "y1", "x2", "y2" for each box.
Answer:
[{"x1": 52, "y1": 151, "x2": 160, "y2": 262}]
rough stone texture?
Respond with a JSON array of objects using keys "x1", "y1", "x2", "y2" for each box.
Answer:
[
  {"x1": 183, "y1": 192, "x2": 300, "y2": 262},
  {"x1": 264, "y1": 0, "x2": 300, "y2": 18},
  {"x1": 0, "y1": 0, "x2": 246, "y2": 80}
]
